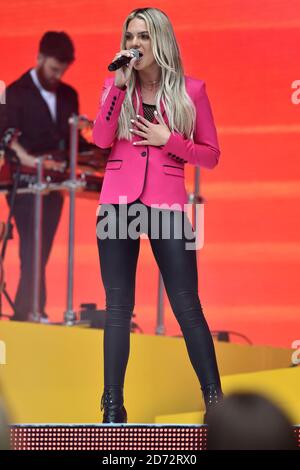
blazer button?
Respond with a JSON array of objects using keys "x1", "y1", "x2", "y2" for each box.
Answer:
[
  {"x1": 113, "y1": 96, "x2": 117, "y2": 100},
  {"x1": 106, "y1": 116, "x2": 110, "y2": 121},
  {"x1": 141, "y1": 151, "x2": 147, "y2": 157}
]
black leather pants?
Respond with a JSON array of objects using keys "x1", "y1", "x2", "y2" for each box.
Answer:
[{"x1": 96, "y1": 198, "x2": 221, "y2": 391}]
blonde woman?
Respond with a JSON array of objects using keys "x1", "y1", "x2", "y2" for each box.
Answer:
[{"x1": 93, "y1": 7, "x2": 223, "y2": 423}]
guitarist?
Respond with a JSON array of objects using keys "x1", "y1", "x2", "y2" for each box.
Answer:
[{"x1": 0, "y1": 31, "x2": 84, "y2": 322}]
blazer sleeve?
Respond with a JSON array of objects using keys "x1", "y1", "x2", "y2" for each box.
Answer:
[
  {"x1": 92, "y1": 78, "x2": 127, "y2": 148},
  {"x1": 162, "y1": 81, "x2": 221, "y2": 169}
]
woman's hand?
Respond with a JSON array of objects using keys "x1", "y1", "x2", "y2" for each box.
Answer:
[
  {"x1": 113, "y1": 50, "x2": 138, "y2": 89},
  {"x1": 130, "y1": 112, "x2": 171, "y2": 147}
]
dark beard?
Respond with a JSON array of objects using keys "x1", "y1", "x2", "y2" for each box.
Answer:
[{"x1": 36, "y1": 67, "x2": 59, "y2": 92}]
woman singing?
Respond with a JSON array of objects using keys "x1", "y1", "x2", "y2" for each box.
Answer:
[{"x1": 93, "y1": 7, "x2": 223, "y2": 423}]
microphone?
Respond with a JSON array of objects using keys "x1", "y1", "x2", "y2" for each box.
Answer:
[{"x1": 108, "y1": 49, "x2": 143, "y2": 72}]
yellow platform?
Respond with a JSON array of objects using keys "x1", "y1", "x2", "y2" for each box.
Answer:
[
  {"x1": 155, "y1": 367, "x2": 300, "y2": 425},
  {"x1": 0, "y1": 321, "x2": 293, "y2": 424}
]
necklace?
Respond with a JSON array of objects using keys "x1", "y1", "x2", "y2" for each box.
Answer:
[
  {"x1": 140, "y1": 79, "x2": 161, "y2": 90},
  {"x1": 146, "y1": 79, "x2": 160, "y2": 85}
]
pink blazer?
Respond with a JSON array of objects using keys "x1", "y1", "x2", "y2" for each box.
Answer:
[{"x1": 92, "y1": 75, "x2": 220, "y2": 211}]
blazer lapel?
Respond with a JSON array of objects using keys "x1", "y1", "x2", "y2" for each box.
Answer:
[
  {"x1": 157, "y1": 98, "x2": 169, "y2": 127},
  {"x1": 27, "y1": 71, "x2": 57, "y2": 127},
  {"x1": 133, "y1": 78, "x2": 144, "y2": 118}
]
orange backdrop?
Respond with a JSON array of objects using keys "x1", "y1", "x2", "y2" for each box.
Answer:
[{"x1": 0, "y1": 0, "x2": 299, "y2": 347}]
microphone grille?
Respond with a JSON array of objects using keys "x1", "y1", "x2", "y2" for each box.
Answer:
[{"x1": 130, "y1": 49, "x2": 143, "y2": 59}]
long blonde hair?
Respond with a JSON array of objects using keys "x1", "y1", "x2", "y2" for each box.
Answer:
[{"x1": 116, "y1": 7, "x2": 196, "y2": 141}]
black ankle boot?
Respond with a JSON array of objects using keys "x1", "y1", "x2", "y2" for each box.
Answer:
[
  {"x1": 202, "y1": 383, "x2": 224, "y2": 424},
  {"x1": 100, "y1": 386, "x2": 127, "y2": 424}
]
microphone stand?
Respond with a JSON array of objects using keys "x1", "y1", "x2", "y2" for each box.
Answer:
[
  {"x1": 29, "y1": 157, "x2": 47, "y2": 322},
  {"x1": 63, "y1": 114, "x2": 86, "y2": 325}
]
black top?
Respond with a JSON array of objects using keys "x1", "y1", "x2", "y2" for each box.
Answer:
[
  {"x1": 0, "y1": 70, "x2": 91, "y2": 162},
  {"x1": 142, "y1": 103, "x2": 156, "y2": 123},
  {"x1": 0, "y1": 70, "x2": 79, "y2": 156}
]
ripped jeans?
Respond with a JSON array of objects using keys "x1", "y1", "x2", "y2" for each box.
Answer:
[{"x1": 96, "y1": 198, "x2": 221, "y2": 391}]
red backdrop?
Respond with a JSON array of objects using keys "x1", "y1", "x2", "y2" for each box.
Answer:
[{"x1": 0, "y1": 0, "x2": 299, "y2": 347}]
